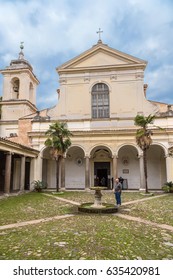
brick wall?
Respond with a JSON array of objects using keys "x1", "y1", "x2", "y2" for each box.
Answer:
[{"x1": 18, "y1": 119, "x2": 32, "y2": 146}]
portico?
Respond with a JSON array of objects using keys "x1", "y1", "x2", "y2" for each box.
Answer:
[
  {"x1": 40, "y1": 140, "x2": 168, "y2": 190},
  {"x1": 0, "y1": 138, "x2": 39, "y2": 194}
]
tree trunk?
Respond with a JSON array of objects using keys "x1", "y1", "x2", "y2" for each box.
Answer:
[
  {"x1": 143, "y1": 148, "x2": 149, "y2": 193},
  {"x1": 56, "y1": 157, "x2": 60, "y2": 192},
  {"x1": 61, "y1": 156, "x2": 65, "y2": 189}
]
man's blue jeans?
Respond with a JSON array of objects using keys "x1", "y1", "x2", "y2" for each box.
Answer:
[{"x1": 115, "y1": 192, "x2": 121, "y2": 205}]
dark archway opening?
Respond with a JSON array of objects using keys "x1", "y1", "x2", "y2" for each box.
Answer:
[{"x1": 94, "y1": 162, "x2": 110, "y2": 188}]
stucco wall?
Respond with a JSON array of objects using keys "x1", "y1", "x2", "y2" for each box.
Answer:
[{"x1": 66, "y1": 158, "x2": 85, "y2": 189}]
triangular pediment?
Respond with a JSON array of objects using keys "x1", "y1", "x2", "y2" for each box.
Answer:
[
  {"x1": 72, "y1": 51, "x2": 126, "y2": 68},
  {"x1": 57, "y1": 42, "x2": 147, "y2": 73}
]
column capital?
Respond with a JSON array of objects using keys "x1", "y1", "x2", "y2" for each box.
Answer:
[
  {"x1": 84, "y1": 154, "x2": 90, "y2": 159},
  {"x1": 21, "y1": 154, "x2": 26, "y2": 158},
  {"x1": 4, "y1": 151, "x2": 12, "y2": 155},
  {"x1": 165, "y1": 153, "x2": 171, "y2": 158},
  {"x1": 138, "y1": 152, "x2": 143, "y2": 159},
  {"x1": 112, "y1": 153, "x2": 118, "y2": 159}
]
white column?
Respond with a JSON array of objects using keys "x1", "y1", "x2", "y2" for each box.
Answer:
[
  {"x1": 165, "y1": 154, "x2": 172, "y2": 182},
  {"x1": 85, "y1": 156, "x2": 90, "y2": 189},
  {"x1": 30, "y1": 158, "x2": 35, "y2": 187},
  {"x1": 139, "y1": 154, "x2": 145, "y2": 191},
  {"x1": 35, "y1": 154, "x2": 43, "y2": 181},
  {"x1": 20, "y1": 156, "x2": 25, "y2": 191},
  {"x1": 4, "y1": 152, "x2": 12, "y2": 194},
  {"x1": 112, "y1": 155, "x2": 118, "y2": 179}
]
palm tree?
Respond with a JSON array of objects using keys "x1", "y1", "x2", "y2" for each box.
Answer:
[
  {"x1": 45, "y1": 122, "x2": 72, "y2": 191},
  {"x1": 134, "y1": 114, "x2": 155, "y2": 193}
]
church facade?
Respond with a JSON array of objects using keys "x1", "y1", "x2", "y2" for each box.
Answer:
[{"x1": 1, "y1": 39, "x2": 173, "y2": 193}]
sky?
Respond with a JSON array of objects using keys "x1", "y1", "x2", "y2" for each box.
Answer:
[{"x1": 0, "y1": 0, "x2": 173, "y2": 110}]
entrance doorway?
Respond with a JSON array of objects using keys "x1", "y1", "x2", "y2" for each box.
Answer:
[
  {"x1": 97, "y1": 169, "x2": 107, "y2": 186},
  {"x1": 94, "y1": 162, "x2": 110, "y2": 188}
]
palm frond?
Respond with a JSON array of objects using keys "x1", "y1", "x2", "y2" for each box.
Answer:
[
  {"x1": 44, "y1": 138, "x2": 53, "y2": 147},
  {"x1": 45, "y1": 121, "x2": 72, "y2": 157},
  {"x1": 134, "y1": 114, "x2": 155, "y2": 128}
]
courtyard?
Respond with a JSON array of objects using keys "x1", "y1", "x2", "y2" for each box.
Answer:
[{"x1": 0, "y1": 190, "x2": 173, "y2": 260}]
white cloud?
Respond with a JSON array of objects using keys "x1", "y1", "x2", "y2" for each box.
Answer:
[
  {"x1": 0, "y1": 0, "x2": 173, "y2": 109},
  {"x1": 145, "y1": 64, "x2": 173, "y2": 103},
  {"x1": 37, "y1": 91, "x2": 58, "y2": 109}
]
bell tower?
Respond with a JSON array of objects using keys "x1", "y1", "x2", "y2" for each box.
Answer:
[{"x1": 0, "y1": 43, "x2": 39, "y2": 121}]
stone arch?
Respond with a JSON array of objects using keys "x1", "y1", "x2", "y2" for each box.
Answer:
[
  {"x1": 116, "y1": 143, "x2": 141, "y2": 157},
  {"x1": 42, "y1": 145, "x2": 87, "y2": 190},
  {"x1": 89, "y1": 80, "x2": 112, "y2": 93},
  {"x1": 90, "y1": 144, "x2": 113, "y2": 188},
  {"x1": 40, "y1": 145, "x2": 47, "y2": 155},
  {"x1": 66, "y1": 145, "x2": 85, "y2": 189},
  {"x1": 42, "y1": 146, "x2": 56, "y2": 189},
  {"x1": 117, "y1": 144, "x2": 140, "y2": 189},
  {"x1": 147, "y1": 144, "x2": 166, "y2": 189},
  {"x1": 90, "y1": 144, "x2": 113, "y2": 158},
  {"x1": 67, "y1": 144, "x2": 85, "y2": 156},
  {"x1": 151, "y1": 142, "x2": 167, "y2": 156},
  {"x1": 42, "y1": 146, "x2": 52, "y2": 159}
]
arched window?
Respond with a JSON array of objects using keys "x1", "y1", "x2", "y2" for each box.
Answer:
[
  {"x1": 91, "y1": 83, "x2": 109, "y2": 118},
  {"x1": 11, "y1": 78, "x2": 20, "y2": 99}
]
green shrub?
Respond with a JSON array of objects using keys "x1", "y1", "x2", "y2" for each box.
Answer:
[
  {"x1": 32, "y1": 180, "x2": 47, "y2": 192},
  {"x1": 162, "y1": 181, "x2": 173, "y2": 193}
]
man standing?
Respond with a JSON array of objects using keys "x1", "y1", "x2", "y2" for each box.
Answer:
[{"x1": 113, "y1": 178, "x2": 122, "y2": 207}]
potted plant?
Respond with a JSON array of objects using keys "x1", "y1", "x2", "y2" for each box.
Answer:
[
  {"x1": 32, "y1": 180, "x2": 47, "y2": 192},
  {"x1": 162, "y1": 181, "x2": 173, "y2": 193}
]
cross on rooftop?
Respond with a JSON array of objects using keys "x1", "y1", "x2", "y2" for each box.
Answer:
[{"x1": 96, "y1": 28, "x2": 103, "y2": 43}]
